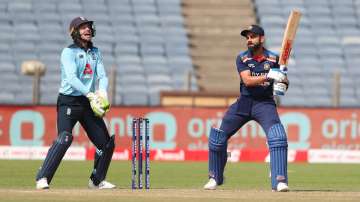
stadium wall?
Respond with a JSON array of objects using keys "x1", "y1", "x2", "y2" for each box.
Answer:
[{"x1": 1, "y1": 106, "x2": 360, "y2": 163}]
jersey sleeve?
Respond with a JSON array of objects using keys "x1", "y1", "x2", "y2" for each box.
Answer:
[
  {"x1": 95, "y1": 50, "x2": 108, "y2": 92},
  {"x1": 61, "y1": 48, "x2": 89, "y2": 95},
  {"x1": 236, "y1": 54, "x2": 249, "y2": 73}
]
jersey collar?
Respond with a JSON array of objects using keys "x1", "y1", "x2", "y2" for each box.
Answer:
[{"x1": 246, "y1": 48, "x2": 276, "y2": 63}]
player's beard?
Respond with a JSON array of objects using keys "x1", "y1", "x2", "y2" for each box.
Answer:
[
  {"x1": 80, "y1": 32, "x2": 92, "y2": 42},
  {"x1": 248, "y1": 41, "x2": 263, "y2": 53},
  {"x1": 74, "y1": 35, "x2": 93, "y2": 49}
]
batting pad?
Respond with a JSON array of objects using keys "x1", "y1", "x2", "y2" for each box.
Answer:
[
  {"x1": 91, "y1": 135, "x2": 115, "y2": 185},
  {"x1": 208, "y1": 128, "x2": 228, "y2": 185},
  {"x1": 267, "y1": 123, "x2": 288, "y2": 189},
  {"x1": 36, "y1": 131, "x2": 73, "y2": 183}
]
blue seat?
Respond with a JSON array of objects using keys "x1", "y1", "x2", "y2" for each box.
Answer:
[
  {"x1": 117, "y1": 73, "x2": 146, "y2": 86},
  {"x1": 117, "y1": 64, "x2": 144, "y2": 74},
  {"x1": 0, "y1": 0, "x2": 197, "y2": 105},
  {"x1": 114, "y1": 43, "x2": 139, "y2": 55},
  {"x1": 120, "y1": 85, "x2": 149, "y2": 106},
  {"x1": 116, "y1": 55, "x2": 141, "y2": 66}
]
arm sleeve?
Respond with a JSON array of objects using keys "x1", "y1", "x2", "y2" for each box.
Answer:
[
  {"x1": 61, "y1": 48, "x2": 89, "y2": 95},
  {"x1": 236, "y1": 55, "x2": 249, "y2": 73},
  {"x1": 96, "y1": 50, "x2": 108, "y2": 92}
]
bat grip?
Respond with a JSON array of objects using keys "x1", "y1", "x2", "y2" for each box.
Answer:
[{"x1": 279, "y1": 65, "x2": 287, "y2": 72}]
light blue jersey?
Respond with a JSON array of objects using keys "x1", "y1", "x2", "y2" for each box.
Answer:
[{"x1": 59, "y1": 44, "x2": 108, "y2": 96}]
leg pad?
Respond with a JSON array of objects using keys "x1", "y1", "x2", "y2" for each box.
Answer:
[
  {"x1": 267, "y1": 123, "x2": 288, "y2": 190},
  {"x1": 90, "y1": 135, "x2": 115, "y2": 185},
  {"x1": 208, "y1": 128, "x2": 228, "y2": 185},
  {"x1": 36, "y1": 131, "x2": 73, "y2": 183}
]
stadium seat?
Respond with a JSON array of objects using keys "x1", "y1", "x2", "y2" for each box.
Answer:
[
  {"x1": 116, "y1": 55, "x2": 142, "y2": 66},
  {"x1": 280, "y1": 96, "x2": 305, "y2": 107},
  {"x1": 0, "y1": 0, "x2": 195, "y2": 106},
  {"x1": 0, "y1": 92, "x2": 15, "y2": 104},
  {"x1": 114, "y1": 43, "x2": 139, "y2": 55},
  {"x1": 117, "y1": 64, "x2": 144, "y2": 75},
  {"x1": 117, "y1": 73, "x2": 146, "y2": 86},
  {"x1": 120, "y1": 85, "x2": 149, "y2": 106},
  {"x1": 255, "y1": 0, "x2": 360, "y2": 106}
]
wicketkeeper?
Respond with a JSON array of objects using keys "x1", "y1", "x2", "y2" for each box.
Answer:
[
  {"x1": 36, "y1": 17, "x2": 116, "y2": 189},
  {"x1": 203, "y1": 25, "x2": 290, "y2": 192}
]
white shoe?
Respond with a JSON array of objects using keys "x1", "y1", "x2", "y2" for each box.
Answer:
[
  {"x1": 203, "y1": 178, "x2": 217, "y2": 190},
  {"x1": 277, "y1": 182, "x2": 289, "y2": 192},
  {"x1": 36, "y1": 177, "x2": 49, "y2": 190},
  {"x1": 88, "y1": 179, "x2": 116, "y2": 189}
]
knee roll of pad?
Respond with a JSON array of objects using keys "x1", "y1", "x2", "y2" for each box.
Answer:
[
  {"x1": 208, "y1": 128, "x2": 228, "y2": 151},
  {"x1": 267, "y1": 123, "x2": 287, "y2": 148}
]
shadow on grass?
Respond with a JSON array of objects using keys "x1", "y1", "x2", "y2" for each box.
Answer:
[{"x1": 291, "y1": 189, "x2": 340, "y2": 192}]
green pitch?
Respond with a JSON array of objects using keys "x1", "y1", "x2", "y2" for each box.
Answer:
[{"x1": 0, "y1": 160, "x2": 360, "y2": 202}]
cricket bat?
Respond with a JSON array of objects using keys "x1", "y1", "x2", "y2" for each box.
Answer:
[{"x1": 278, "y1": 10, "x2": 302, "y2": 67}]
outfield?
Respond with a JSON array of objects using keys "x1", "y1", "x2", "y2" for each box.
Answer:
[{"x1": 0, "y1": 160, "x2": 359, "y2": 202}]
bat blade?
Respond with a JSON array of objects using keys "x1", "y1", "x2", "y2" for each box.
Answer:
[{"x1": 278, "y1": 10, "x2": 302, "y2": 66}]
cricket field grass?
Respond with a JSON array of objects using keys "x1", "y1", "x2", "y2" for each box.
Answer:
[{"x1": 0, "y1": 160, "x2": 359, "y2": 202}]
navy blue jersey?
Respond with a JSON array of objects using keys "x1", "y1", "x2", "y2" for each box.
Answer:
[{"x1": 236, "y1": 48, "x2": 280, "y2": 99}]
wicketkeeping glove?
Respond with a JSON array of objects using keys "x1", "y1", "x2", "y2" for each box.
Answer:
[
  {"x1": 86, "y1": 92, "x2": 106, "y2": 117},
  {"x1": 96, "y1": 90, "x2": 110, "y2": 113}
]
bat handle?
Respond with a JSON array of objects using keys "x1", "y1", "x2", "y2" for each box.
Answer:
[{"x1": 279, "y1": 64, "x2": 287, "y2": 72}]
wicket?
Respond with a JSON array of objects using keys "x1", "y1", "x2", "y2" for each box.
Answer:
[{"x1": 131, "y1": 117, "x2": 150, "y2": 189}]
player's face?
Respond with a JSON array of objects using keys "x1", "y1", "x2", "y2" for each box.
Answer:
[
  {"x1": 78, "y1": 23, "x2": 93, "y2": 42},
  {"x1": 246, "y1": 32, "x2": 262, "y2": 50}
]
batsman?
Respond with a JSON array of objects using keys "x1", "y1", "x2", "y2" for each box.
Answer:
[
  {"x1": 204, "y1": 25, "x2": 290, "y2": 192},
  {"x1": 36, "y1": 17, "x2": 116, "y2": 189}
]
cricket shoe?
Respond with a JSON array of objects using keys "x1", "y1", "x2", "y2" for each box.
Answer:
[
  {"x1": 203, "y1": 178, "x2": 217, "y2": 190},
  {"x1": 88, "y1": 179, "x2": 116, "y2": 189},
  {"x1": 36, "y1": 177, "x2": 49, "y2": 190},
  {"x1": 276, "y1": 182, "x2": 289, "y2": 192}
]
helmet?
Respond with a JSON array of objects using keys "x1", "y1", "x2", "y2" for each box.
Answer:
[{"x1": 69, "y1": 16, "x2": 96, "y2": 39}]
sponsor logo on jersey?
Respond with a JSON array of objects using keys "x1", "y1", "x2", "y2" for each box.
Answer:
[
  {"x1": 83, "y1": 63, "x2": 93, "y2": 77},
  {"x1": 248, "y1": 63, "x2": 255, "y2": 68}
]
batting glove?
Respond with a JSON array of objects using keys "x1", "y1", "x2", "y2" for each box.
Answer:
[
  {"x1": 273, "y1": 75, "x2": 289, "y2": 96},
  {"x1": 279, "y1": 65, "x2": 288, "y2": 72},
  {"x1": 267, "y1": 68, "x2": 287, "y2": 82},
  {"x1": 273, "y1": 81, "x2": 288, "y2": 96}
]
